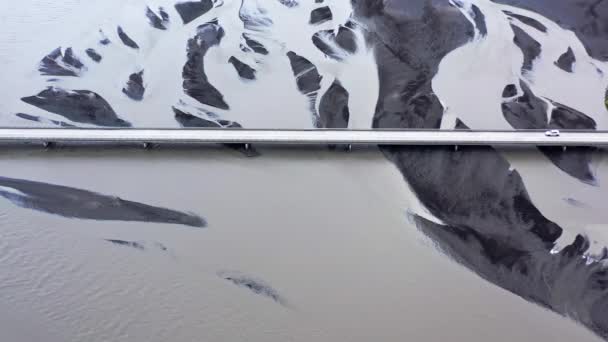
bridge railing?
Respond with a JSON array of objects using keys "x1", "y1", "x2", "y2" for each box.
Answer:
[{"x1": 0, "y1": 128, "x2": 604, "y2": 147}]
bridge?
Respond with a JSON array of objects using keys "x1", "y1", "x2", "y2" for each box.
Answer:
[{"x1": 0, "y1": 128, "x2": 606, "y2": 148}]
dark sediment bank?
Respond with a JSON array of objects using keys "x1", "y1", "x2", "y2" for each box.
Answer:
[
  {"x1": 228, "y1": 56, "x2": 256, "y2": 80},
  {"x1": 511, "y1": 24, "x2": 541, "y2": 72},
  {"x1": 0, "y1": 176, "x2": 206, "y2": 227},
  {"x1": 146, "y1": 6, "x2": 169, "y2": 30},
  {"x1": 85, "y1": 48, "x2": 102, "y2": 62},
  {"x1": 183, "y1": 22, "x2": 230, "y2": 110},
  {"x1": 21, "y1": 87, "x2": 131, "y2": 127},
  {"x1": 105, "y1": 239, "x2": 169, "y2": 251},
  {"x1": 242, "y1": 34, "x2": 268, "y2": 55},
  {"x1": 175, "y1": 0, "x2": 213, "y2": 24},
  {"x1": 39, "y1": 47, "x2": 85, "y2": 77},
  {"x1": 15, "y1": 113, "x2": 74, "y2": 127},
  {"x1": 310, "y1": 6, "x2": 332, "y2": 25},
  {"x1": 504, "y1": 11, "x2": 547, "y2": 32},
  {"x1": 218, "y1": 271, "x2": 287, "y2": 305},
  {"x1": 501, "y1": 82, "x2": 597, "y2": 184},
  {"x1": 494, "y1": 0, "x2": 608, "y2": 61},
  {"x1": 117, "y1": 26, "x2": 139, "y2": 49},
  {"x1": 174, "y1": 108, "x2": 260, "y2": 157},
  {"x1": 122, "y1": 70, "x2": 146, "y2": 101},
  {"x1": 286, "y1": 51, "x2": 322, "y2": 121},
  {"x1": 555, "y1": 47, "x2": 576, "y2": 73},
  {"x1": 353, "y1": 1, "x2": 608, "y2": 339},
  {"x1": 471, "y1": 5, "x2": 487, "y2": 36},
  {"x1": 106, "y1": 239, "x2": 146, "y2": 250},
  {"x1": 312, "y1": 22, "x2": 357, "y2": 60},
  {"x1": 318, "y1": 80, "x2": 349, "y2": 129}
]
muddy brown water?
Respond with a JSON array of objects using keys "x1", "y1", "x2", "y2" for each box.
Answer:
[{"x1": 0, "y1": 146, "x2": 603, "y2": 342}]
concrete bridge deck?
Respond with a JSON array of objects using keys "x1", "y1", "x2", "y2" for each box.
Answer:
[{"x1": 0, "y1": 128, "x2": 606, "y2": 147}]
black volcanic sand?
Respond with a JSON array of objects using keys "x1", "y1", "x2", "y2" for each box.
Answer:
[
  {"x1": 146, "y1": 6, "x2": 169, "y2": 30},
  {"x1": 183, "y1": 22, "x2": 230, "y2": 110},
  {"x1": 504, "y1": 11, "x2": 547, "y2": 32},
  {"x1": 471, "y1": 5, "x2": 487, "y2": 36},
  {"x1": 511, "y1": 24, "x2": 541, "y2": 72},
  {"x1": 218, "y1": 271, "x2": 287, "y2": 305},
  {"x1": 542, "y1": 103, "x2": 598, "y2": 185},
  {"x1": 312, "y1": 22, "x2": 357, "y2": 60},
  {"x1": 502, "y1": 83, "x2": 518, "y2": 98},
  {"x1": 278, "y1": 0, "x2": 298, "y2": 8},
  {"x1": 242, "y1": 34, "x2": 268, "y2": 55},
  {"x1": 117, "y1": 26, "x2": 139, "y2": 49},
  {"x1": 180, "y1": 20, "x2": 259, "y2": 157},
  {"x1": 105, "y1": 239, "x2": 169, "y2": 251},
  {"x1": 493, "y1": 0, "x2": 608, "y2": 61},
  {"x1": 85, "y1": 48, "x2": 102, "y2": 62},
  {"x1": 15, "y1": 113, "x2": 74, "y2": 127},
  {"x1": 106, "y1": 239, "x2": 146, "y2": 250},
  {"x1": 318, "y1": 79, "x2": 351, "y2": 150},
  {"x1": 353, "y1": 0, "x2": 608, "y2": 339},
  {"x1": 555, "y1": 47, "x2": 576, "y2": 73},
  {"x1": 159, "y1": 7, "x2": 169, "y2": 21},
  {"x1": 414, "y1": 215, "x2": 608, "y2": 342},
  {"x1": 21, "y1": 87, "x2": 131, "y2": 127},
  {"x1": 175, "y1": 0, "x2": 213, "y2": 24},
  {"x1": 318, "y1": 80, "x2": 349, "y2": 129},
  {"x1": 123, "y1": 70, "x2": 146, "y2": 101},
  {"x1": 15, "y1": 113, "x2": 76, "y2": 127},
  {"x1": 286, "y1": 51, "x2": 322, "y2": 122},
  {"x1": 310, "y1": 6, "x2": 333, "y2": 25},
  {"x1": 174, "y1": 108, "x2": 260, "y2": 157},
  {"x1": 39, "y1": 47, "x2": 84, "y2": 77},
  {"x1": 286, "y1": 51, "x2": 322, "y2": 95},
  {"x1": 173, "y1": 107, "x2": 241, "y2": 128},
  {"x1": 0, "y1": 176, "x2": 206, "y2": 227},
  {"x1": 228, "y1": 56, "x2": 256, "y2": 80},
  {"x1": 501, "y1": 81, "x2": 597, "y2": 184},
  {"x1": 505, "y1": 16, "x2": 597, "y2": 183}
]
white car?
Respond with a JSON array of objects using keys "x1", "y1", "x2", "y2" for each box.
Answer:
[{"x1": 545, "y1": 129, "x2": 561, "y2": 137}]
